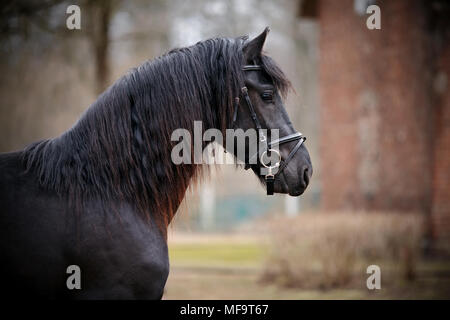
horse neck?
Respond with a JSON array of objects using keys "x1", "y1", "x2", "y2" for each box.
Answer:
[{"x1": 56, "y1": 75, "x2": 212, "y2": 227}]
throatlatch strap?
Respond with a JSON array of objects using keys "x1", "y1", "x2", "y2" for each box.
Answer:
[{"x1": 266, "y1": 175, "x2": 275, "y2": 195}]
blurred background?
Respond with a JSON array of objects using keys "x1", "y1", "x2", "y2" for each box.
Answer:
[{"x1": 0, "y1": 0, "x2": 449, "y2": 299}]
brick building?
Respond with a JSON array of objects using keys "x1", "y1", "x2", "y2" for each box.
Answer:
[{"x1": 299, "y1": 0, "x2": 450, "y2": 251}]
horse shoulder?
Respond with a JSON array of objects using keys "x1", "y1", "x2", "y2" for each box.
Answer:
[
  {"x1": 0, "y1": 153, "x2": 169, "y2": 299},
  {"x1": 68, "y1": 202, "x2": 170, "y2": 299}
]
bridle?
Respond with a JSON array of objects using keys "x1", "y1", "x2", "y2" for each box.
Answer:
[{"x1": 232, "y1": 64, "x2": 306, "y2": 195}]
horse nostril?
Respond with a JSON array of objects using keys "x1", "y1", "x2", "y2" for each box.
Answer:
[
  {"x1": 303, "y1": 168, "x2": 310, "y2": 186},
  {"x1": 299, "y1": 166, "x2": 310, "y2": 188}
]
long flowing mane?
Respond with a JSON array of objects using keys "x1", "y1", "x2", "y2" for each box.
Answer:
[{"x1": 21, "y1": 36, "x2": 290, "y2": 235}]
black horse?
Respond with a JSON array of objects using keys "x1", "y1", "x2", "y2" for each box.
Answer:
[{"x1": 0, "y1": 28, "x2": 312, "y2": 299}]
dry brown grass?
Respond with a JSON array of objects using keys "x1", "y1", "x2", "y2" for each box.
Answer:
[{"x1": 261, "y1": 211, "x2": 424, "y2": 289}]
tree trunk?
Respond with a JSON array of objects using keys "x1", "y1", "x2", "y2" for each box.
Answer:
[{"x1": 88, "y1": 0, "x2": 113, "y2": 95}]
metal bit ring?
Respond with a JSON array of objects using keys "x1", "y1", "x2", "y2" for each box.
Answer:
[{"x1": 260, "y1": 149, "x2": 281, "y2": 169}]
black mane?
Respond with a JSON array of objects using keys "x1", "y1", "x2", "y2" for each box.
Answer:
[{"x1": 22, "y1": 36, "x2": 290, "y2": 233}]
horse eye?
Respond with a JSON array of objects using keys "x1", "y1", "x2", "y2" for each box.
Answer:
[{"x1": 261, "y1": 90, "x2": 274, "y2": 101}]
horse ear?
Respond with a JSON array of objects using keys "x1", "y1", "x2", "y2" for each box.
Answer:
[{"x1": 243, "y1": 27, "x2": 270, "y2": 62}]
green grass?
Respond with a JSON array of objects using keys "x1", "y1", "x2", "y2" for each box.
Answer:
[
  {"x1": 165, "y1": 236, "x2": 450, "y2": 300},
  {"x1": 169, "y1": 242, "x2": 265, "y2": 268}
]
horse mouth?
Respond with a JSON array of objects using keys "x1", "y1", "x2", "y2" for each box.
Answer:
[
  {"x1": 288, "y1": 188, "x2": 305, "y2": 196},
  {"x1": 279, "y1": 171, "x2": 307, "y2": 196}
]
